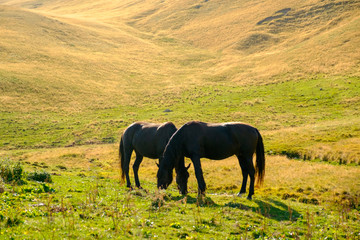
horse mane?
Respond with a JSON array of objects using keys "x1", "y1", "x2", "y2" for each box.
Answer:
[{"x1": 162, "y1": 127, "x2": 184, "y2": 171}]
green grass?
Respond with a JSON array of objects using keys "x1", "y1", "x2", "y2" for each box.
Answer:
[
  {"x1": 1, "y1": 75, "x2": 359, "y2": 164},
  {"x1": 0, "y1": 164, "x2": 359, "y2": 239}
]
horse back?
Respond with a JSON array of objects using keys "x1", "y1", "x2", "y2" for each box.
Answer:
[
  {"x1": 124, "y1": 122, "x2": 177, "y2": 159},
  {"x1": 226, "y1": 123, "x2": 259, "y2": 153},
  {"x1": 181, "y1": 121, "x2": 258, "y2": 159}
]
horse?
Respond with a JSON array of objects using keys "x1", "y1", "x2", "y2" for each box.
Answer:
[
  {"x1": 119, "y1": 122, "x2": 177, "y2": 189},
  {"x1": 157, "y1": 121, "x2": 265, "y2": 200}
]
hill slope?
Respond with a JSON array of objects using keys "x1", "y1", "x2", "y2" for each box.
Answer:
[
  {"x1": 0, "y1": 3, "x2": 214, "y2": 111},
  {"x1": 0, "y1": 0, "x2": 359, "y2": 163},
  {"x1": 1, "y1": 0, "x2": 359, "y2": 109}
]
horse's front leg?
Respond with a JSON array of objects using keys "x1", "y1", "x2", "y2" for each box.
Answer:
[
  {"x1": 191, "y1": 156, "x2": 206, "y2": 195},
  {"x1": 133, "y1": 153, "x2": 144, "y2": 188}
]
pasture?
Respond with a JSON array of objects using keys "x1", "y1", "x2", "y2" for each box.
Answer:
[
  {"x1": 0, "y1": 0, "x2": 359, "y2": 238},
  {"x1": 1, "y1": 145, "x2": 359, "y2": 239}
]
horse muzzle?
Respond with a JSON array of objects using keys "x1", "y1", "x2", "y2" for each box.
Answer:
[
  {"x1": 179, "y1": 189, "x2": 188, "y2": 195},
  {"x1": 157, "y1": 183, "x2": 168, "y2": 190},
  {"x1": 177, "y1": 185, "x2": 188, "y2": 195}
]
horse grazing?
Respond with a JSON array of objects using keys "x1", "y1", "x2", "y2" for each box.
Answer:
[
  {"x1": 157, "y1": 121, "x2": 265, "y2": 200},
  {"x1": 119, "y1": 122, "x2": 177, "y2": 189}
]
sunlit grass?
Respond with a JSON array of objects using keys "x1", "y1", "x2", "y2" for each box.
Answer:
[{"x1": 0, "y1": 152, "x2": 359, "y2": 239}]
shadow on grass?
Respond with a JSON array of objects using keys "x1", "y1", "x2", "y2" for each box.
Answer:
[
  {"x1": 225, "y1": 198, "x2": 301, "y2": 222},
  {"x1": 170, "y1": 195, "x2": 220, "y2": 207},
  {"x1": 169, "y1": 193, "x2": 300, "y2": 221}
]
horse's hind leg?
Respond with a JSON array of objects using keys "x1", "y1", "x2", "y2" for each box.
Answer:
[
  {"x1": 123, "y1": 143, "x2": 133, "y2": 189},
  {"x1": 133, "y1": 153, "x2": 143, "y2": 188},
  {"x1": 237, "y1": 155, "x2": 248, "y2": 197},
  {"x1": 246, "y1": 157, "x2": 256, "y2": 200}
]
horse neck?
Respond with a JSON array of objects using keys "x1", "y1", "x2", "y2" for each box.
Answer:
[{"x1": 163, "y1": 129, "x2": 184, "y2": 171}]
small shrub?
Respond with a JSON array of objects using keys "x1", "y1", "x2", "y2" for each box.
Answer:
[
  {"x1": 299, "y1": 197, "x2": 319, "y2": 205},
  {"x1": 170, "y1": 222, "x2": 182, "y2": 229},
  {"x1": 6, "y1": 216, "x2": 23, "y2": 227},
  {"x1": 27, "y1": 170, "x2": 53, "y2": 183},
  {"x1": 280, "y1": 150, "x2": 301, "y2": 159},
  {"x1": 282, "y1": 193, "x2": 299, "y2": 200},
  {"x1": 0, "y1": 159, "x2": 25, "y2": 185},
  {"x1": 42, "y1": 183, "x2": 55, "y2": 193},
  {"x1": 102, "y1": 137, "x2": 115, "y2": 143},
  {"x1": 177, "y1": 232, "x2": 189, "y2": 239},
  {"x1": 142, "y1": 230, "x2": 153, "y2": 238},
  {"x1": 56, "y1": 165, "x2": 67, "y2": 170}
]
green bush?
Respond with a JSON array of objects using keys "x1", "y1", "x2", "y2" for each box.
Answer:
[
  {"x1": 27, "y1": 170, "x2": 53, "y2": 183},
  {"x1": 6, "y1": 216, "x2": 23, "y2": 227},
  {"x1": 0, "y1": 159, "x2": 25, "y2": 185}
]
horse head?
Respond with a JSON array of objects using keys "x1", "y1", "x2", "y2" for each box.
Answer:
[
  {"x1": 176, "y1": 163, "x2": 190, "y2": 195},
  {"x1": 157, "y1": 166, "x2": 173, "y2": 190}
]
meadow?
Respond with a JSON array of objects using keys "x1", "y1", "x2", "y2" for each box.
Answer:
[
  {"x1": 0, "y1": 0, "x2": 359, "y2": 238},
  {"x1": 0, "y1": 151, "x2": 359, "y2": 239}
]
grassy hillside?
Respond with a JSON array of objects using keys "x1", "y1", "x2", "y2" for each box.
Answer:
[
  {"x1": 1, "y1": 0, "x2": 360, "y2": 164},
  {"x1": 0, "y1": 0, "x2": 359, "y2": 238},
  {"x1": 0, "y1": 3, "x2": 213, "y2": 112}
]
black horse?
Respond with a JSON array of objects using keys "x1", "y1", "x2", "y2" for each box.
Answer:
[
  {"x1": 119, "y1": 122, "x2": 177, "y2": 189},
  {"x1": 157, "y1": 121, "x2": 265, "y2": 200}
]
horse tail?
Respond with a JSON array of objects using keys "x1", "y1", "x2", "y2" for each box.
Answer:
[
  {"x1": 255, "y1": 130, "x2": 265, "y2": 185},
  {"x1": 119, "y1": 135, "x2": 125, "y2": 183}
]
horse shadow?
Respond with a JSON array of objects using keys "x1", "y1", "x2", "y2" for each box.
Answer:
[
  {"x1": 170, "y1": 195, "x2": 220, "y2": 207},
  {"x1": 170, "y1": 194, "x2": 300, "y2": 222},
  {"x1": 225, "y1": 198, "x2": 301, "y2": 222}
]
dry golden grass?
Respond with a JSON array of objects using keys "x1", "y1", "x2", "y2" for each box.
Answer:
[
  {"x1": 1, "y1": 0, "x2": 359, "y2": 112},
  {"x1": 0, "y1": 144, "x2": 120, "y2": 178},
  {"x1": 0, "y1": 3, "x2": 213, "y2": 112}
]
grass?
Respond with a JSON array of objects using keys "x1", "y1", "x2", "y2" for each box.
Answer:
[
  {"x1": 1, "y1": 75, "x2": 359, "y2": 164},
  {"x1": 0, "y1": 155, "x2": 359, "y2": 239}
]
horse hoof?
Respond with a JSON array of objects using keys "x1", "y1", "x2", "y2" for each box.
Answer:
[
  {"x1": 198, "y1": 192, "x2": 206, "y2": 198},
  {"x1": 247, "y1": 196, "x2": 252, "y2": 201}
]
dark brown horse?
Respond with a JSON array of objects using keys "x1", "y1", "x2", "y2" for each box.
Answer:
[
  {"x1": 157, "y1": 121, "x2": 265, "y2": 200},
  {"x1": 119, "y1": 122, "x2": 177, "y2": 189}
]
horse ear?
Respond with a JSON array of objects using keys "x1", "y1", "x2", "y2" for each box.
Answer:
[{"x1": 186, "y1": 163, "x2": 191, "y2": 170}]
